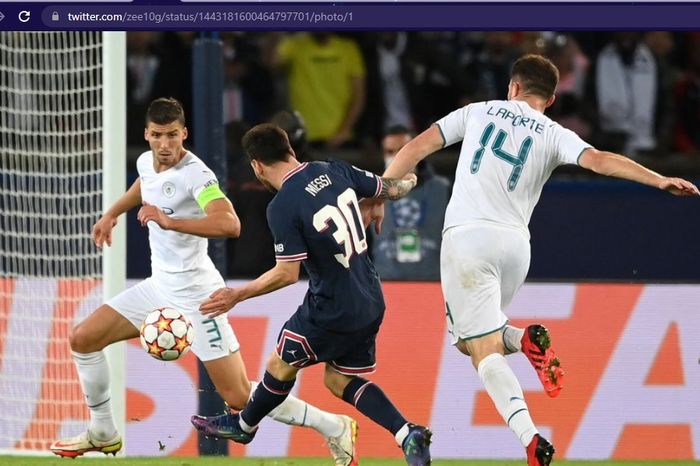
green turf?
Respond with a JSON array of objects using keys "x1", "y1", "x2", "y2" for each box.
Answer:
[{"x1": 0, "y1": 458, "x2": 698, "y2": 466}]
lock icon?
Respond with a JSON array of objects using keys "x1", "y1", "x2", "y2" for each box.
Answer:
[{"x1": 51, "y1": 11, "x2": 59, "y2": 21}]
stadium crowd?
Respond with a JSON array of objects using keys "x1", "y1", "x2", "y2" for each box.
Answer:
[
  {"x1": 126, "y1": 31, "x2": 700, "y2": 162},
  {"x1": 124, "y1": 31, "x2": 700, "y2": 278}
]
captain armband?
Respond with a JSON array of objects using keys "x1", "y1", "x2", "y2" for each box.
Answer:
[{"x1": 196, "y1": 183, "x2": 226, "y2": 211}]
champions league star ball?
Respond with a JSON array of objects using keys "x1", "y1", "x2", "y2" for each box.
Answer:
[{"x1": 140, "y1": 308, "x2": 194, "y2": 361}]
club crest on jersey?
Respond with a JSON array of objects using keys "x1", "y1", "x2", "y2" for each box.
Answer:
[{"x1": 162, "y1": 181, "x2": 176, "y2": 198}]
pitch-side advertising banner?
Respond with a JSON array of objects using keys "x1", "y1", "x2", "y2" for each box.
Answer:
[{"x1": 0, "y1": 279, "x2": 698, "y2": 460}]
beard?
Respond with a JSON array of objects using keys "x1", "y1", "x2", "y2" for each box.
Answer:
[{"x1": 255, "y1": 173, "x2": 277, "y2": 193}]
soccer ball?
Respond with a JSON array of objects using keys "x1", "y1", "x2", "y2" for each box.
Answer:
[{"x1": 139, "y1": 308, "x2": 194, "y2": 361}]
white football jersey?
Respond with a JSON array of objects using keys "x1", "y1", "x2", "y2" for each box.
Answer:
[
  {"x1": 436, "y1": 100, "x2": 591, "y2": 236},
  {"x1": 137, "y1": 151, "x2": 223, "y2": 293}
]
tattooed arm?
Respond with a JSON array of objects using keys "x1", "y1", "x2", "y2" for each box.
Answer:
[
  {"x1": 377, "y1": 173, "x2": 418, "y2": 200},
  {"x1": 359, "y1": 173, "x2": 416, "y2": 233}
]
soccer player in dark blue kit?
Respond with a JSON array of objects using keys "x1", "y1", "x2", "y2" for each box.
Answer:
[{"x1": 191, "y1": 123, "x2": 432, "y2": 466}]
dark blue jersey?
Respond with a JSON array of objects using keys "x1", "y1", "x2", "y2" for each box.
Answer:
[{"x1": 267, "y1": 160, "x2": 385, "y2": 332}]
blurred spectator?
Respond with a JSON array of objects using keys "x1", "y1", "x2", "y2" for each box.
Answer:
[
  {"x1": 227, "y1": 110, "x2": 309, "y2": 277},
  {"x1": 152, "y1": 32, "x2": 194, "y2": 114},
  {"x1": 519, "y1": 31, "x2": 549, "y2": 56},
  {"x1": 644, "y1": 32, "x2": 676, "y2": 154},
  {"x1": 221, "y1": 32, "x2": 276, "y2": 126},
  {"x1": 549, "y1": 34, "x2": 589, "y2": 99},
  {"x1": 126, "y1": 32, "x2": 159, "y2": 145},
  {"x1": 370, "y1": 126, "x2": 451, "y2": 281},
  {"x1": 360, "y1": 32, "x2": 418, "y2": 143},
  {"x1": 403, "y1": 32, "x2": 465, "y2": 129},
  {"x1": 270, "y1": 110, "x2": 310, "y2": 161},
  {"x1": 584, "y1": 32, "x2": 672, "y2": 156},
  {"x1": 545, "y1": 34, "x2": 592, "y2": 139},
  {"x1": 270, "y1": 32, "x2": 366, "y2": 149},
  {"x1": 673, "y1": 44, "x2": 700, "y2": 156},
  {"x1": 462, "y1": 32, "x2": 519, "y2": 103},
  {"x1": 127, "y1": 32, "x2": 159, "y2": 105},
  {"x1": 126, "y1": 32, "x2": 195, "y2": 147}
]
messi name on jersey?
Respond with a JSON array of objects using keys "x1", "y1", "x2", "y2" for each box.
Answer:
[{"x1": 304, "y1": 174, "x2": 333, "y2": 197}]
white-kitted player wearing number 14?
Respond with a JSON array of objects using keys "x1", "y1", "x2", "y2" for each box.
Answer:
[
  {"x1": 50, "y1": 97, "x2": 358, "y2": 466},
  {"x1": 379, "y1": 54, "x2": 699, "y2": 466}
]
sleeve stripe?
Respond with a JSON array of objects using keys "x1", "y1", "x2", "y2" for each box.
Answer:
[
  {"x1": 576, "y1": 146, "x2": 593, "y2": 166},
  {"x1": 435, "y1": 122, "x2": 447, "y2": 148},
  {"x1": 276, "y1": 253, "x2": 308, "y2": 262},
  {"x1": 373, "y1": 176, "x2": 383, "y2": 198}
]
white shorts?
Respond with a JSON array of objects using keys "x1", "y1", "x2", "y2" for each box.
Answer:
[
  {"x1": 440, "y1": 223, "x2": 530, "y2": 344},
  {"x1": 107, "y1": 277, "x2": 239, "y2": 361}
]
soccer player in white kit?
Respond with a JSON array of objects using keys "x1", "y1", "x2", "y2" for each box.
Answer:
[
  {"x1": 50, "y1": 98, "x2": 359, "y2": 465},
  {"x1": 380, "y1": 55, "x2": 699, "y2": 466}
]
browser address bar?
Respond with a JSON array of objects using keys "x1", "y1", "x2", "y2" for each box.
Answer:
[
  {"x1": 25, "y1": 3, "x2": 700, "y2": 30},
  {"x1": 42, "y1": 5, "x2": 357, "y2": 29}
]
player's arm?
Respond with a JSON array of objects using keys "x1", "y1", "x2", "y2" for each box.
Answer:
[
  {"x1": 383, "y1": 124, "x2": 444, "y2": 179},
  {"x1": 138, "y1": 197, "x2": 241, "y2": 238},
  {"x1": 578, "y1": 148, "x2": 699, "y2": 196},
  {"x1": 364, "y1": 125, "x2": 442, "y2": 233},
  {"x1": 92, "y1": 178, "x2": 142, "y2": 248},
  {"x1": 199, "y1": 260, "x2": 301, "y2": 317},
  {"x1": 377, "y1": 173, "x2": 418, "y2": 200}
]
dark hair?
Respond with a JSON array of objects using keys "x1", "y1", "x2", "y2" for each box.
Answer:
[
  {"x1": 270, "y1": 110, "x2": 307, "y2": 155},
  {"x1": 510, "y1": 54, "x2": 559, "y2": 99},
  {"x1": 146, "y1": 97, "x2": 186, "y2": 126},
  {"x1": 384, "y1": 124, "x2": 413, "y2": 138},
  {"x1": 242, "y1": 124, "x2": 292, "y2": 164}
]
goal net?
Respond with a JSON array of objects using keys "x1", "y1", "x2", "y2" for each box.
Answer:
[{"x1": 0, "y1": 32, "x2": 109, "y2": 454}]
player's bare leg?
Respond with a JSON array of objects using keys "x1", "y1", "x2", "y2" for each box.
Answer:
[
  {"x1": 202, "y1": 350, "x2": 252, "y2": 410},
  {"x1": 50, "y1": 305, "x2": 138, "y2": 457},
  {"x1": 459, "y1": 331, "x2": 554, "y2": 465},
  {"x1": 70, "y1": 304, "x2": 140, "y2": 354}
]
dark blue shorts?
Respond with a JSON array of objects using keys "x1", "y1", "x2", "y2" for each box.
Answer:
[{"x1": 275, "y1": 311, "x2": 383, "y2": 376}]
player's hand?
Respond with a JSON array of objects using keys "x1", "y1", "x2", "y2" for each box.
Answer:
[
  {"x1": 92, "y1": 215, "x2": 117, "y2": 248},
  {"x1": 200, "y1": 287, "x2": 242, "y2": 317},
  {"x1": 659, "y1": 177, "x2": 700, "y2": 196},
  {"x1": 402, "y1": 172, "x2": 418, "y2": 188},
  {"x1": 137, "y1": 201, "x2": 171, "y2": 229},
  {"x1": 359, "y1": 198, "x2": 385, "y2": 235}
]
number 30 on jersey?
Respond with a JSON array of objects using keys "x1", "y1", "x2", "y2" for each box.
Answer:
[{"x1": 312, "y1": 188, "x2": 367, "y2": 268}]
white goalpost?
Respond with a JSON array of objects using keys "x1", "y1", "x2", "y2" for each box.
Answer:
[
  {"x1": 0, "y1": 31, "x2": 126, "y2": 455},
  {"x1": 102, "y1": 31, "x2": 127, "y2": 455}
]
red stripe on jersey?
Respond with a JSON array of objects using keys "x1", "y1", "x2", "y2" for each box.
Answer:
[
  {"x1": 276, "y1": 253, "x2": 307, "y2": 262},
  {"x1": 373, "y1": 176, "x2": 383, "y2": 198},
  {"x1": 330, "y1": 361, "x2": 377, "y2": 376},
  {"x1": 282, "y1": 162, "x2": 308, "y2": 183}
]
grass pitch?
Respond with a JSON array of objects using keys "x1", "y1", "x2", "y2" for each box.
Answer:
[{"x1": 0, "y1": 458, "x2": 698, "y2": 466}]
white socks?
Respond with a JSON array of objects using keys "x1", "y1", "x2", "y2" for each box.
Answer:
[
  {"x1": 502, "y1": 325, "x2": 525, "y2": 355},
  {"x1": 477, "y1": 353, "x2": 537, "y2": 447},
  {"x1": 72, "y1": 351, "x2": 118, "y2": 440},
  {"x1": 394, "y1": 422, "x2": 410, "y2": 447},
  {"x1": 250, "y1": 381, "x2": 344, "y2": 438}
]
